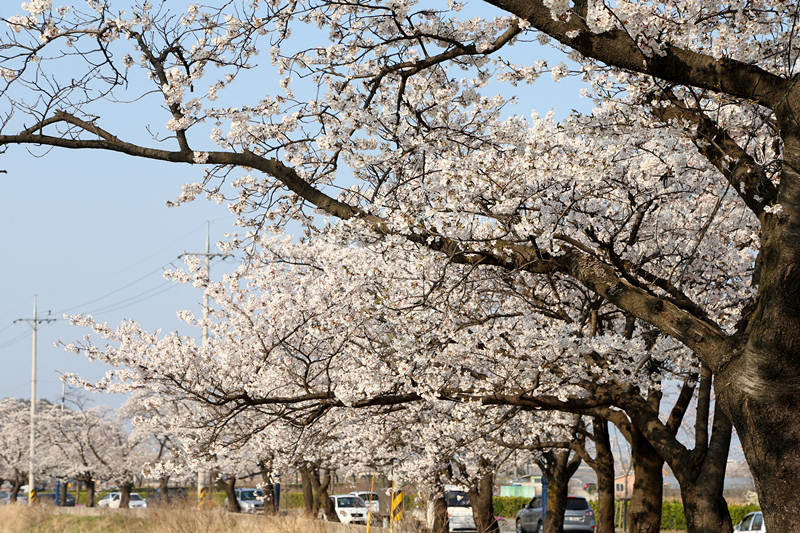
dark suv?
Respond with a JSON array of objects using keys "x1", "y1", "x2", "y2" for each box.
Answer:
[{"x1": 515, "y1": 495, "x2": 595, "y2": 533}]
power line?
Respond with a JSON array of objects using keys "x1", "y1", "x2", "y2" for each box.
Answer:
[
  {"x1": 85, "y1": 280, "x2": 179, "y2": 316},
  {"x1": 54, "y1": 220, "x2": 231, "y2": 316},
  {"x1": 106, "y1": 220, "x2": 222, "y2": 277},
  {"x1": 55, "y1": 262, "x2": 176, "y2": 316},
  {"x1": 0, "y1": 330, "x2": 32, "y2": 350}
]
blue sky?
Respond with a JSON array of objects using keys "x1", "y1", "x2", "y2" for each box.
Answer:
[{"x1": 0, "y1": 1, "x2": 590, "y2": 408}]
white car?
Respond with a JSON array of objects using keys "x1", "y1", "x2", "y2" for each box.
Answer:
[
  {"x1": 444, "y1": 486, "x2": 477, "y2": 533},
  {"x1": 349, "y1": 491, "x2": 380, "y2": 516},
  {"x1": 225, "y1": 488, "x2": 265, "y2": 513},
  {"x1": 329, "y1": 494, "x2": 369, "y2": 524},
  {"x1": 735, "y1": 511, "x2": 766, "y2": 532},
  {"x1": 97, "y1": 491, "x2": 147, "y2": 509}
]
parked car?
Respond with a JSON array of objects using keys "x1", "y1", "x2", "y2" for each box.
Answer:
[
  {"x1": 349, "y1": 491, "x2": 380, "y2": 516},
  {"x1": 329, "y1": 494, "x2": 369, "y2": 524},
  {"x1": 0, "y1": 493, "x2": 27, "y2": 505},
  {"x1": 225, "y1": 488, "x2": 264, "y2": 513},
  {"x1": 735, "y1": 511, "x2": 766, "y2": 532},
  {"x1": 444, "y1": 486, "x2": 478, "y2": 532},
  {"x1": 515, "y1": 495, "x2": 595, "y2": 533},
  {"x1": 149, "y1": 487, "x2": 188, "y2": 506},
  {"x1": 97, "y1": 491, "x2": 148, "y2": 508},
  {"x1": 35, "y1": 492, "x2": 75, "y2": 506}
]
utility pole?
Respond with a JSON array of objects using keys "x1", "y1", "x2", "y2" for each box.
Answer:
[
  {"x1": 180, "y1": 221, "x2": 231, "y2": 502},
  {"x1": 14, "y1": 296, "x2": 55, "y2": 504}
]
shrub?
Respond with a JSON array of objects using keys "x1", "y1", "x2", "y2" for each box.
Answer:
[
  {"x1": 728, "y1": 504, "x2": 761, "y2": 526},
  {"x1": 493, "y1": 496, "x2": 529, "y2": 518},
  {"x1": 286, "y1": 491, "x2": 305, "y2": 509}
]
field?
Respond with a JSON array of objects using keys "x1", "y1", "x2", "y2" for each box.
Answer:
[{"x1": 0, "y1": 506, "x2": 426, "y2": 533}]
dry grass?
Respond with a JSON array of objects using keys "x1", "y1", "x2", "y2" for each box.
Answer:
[{"x1": 0, "y1": 505, "x2": 424, "y2": 533}]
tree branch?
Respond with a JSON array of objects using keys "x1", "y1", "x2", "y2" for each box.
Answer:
[{"x1": 484, "y1": 0, "x2": 793, "y2": 109}]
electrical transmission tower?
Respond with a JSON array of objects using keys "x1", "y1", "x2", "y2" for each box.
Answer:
[
  {"x1": 179, "y1": 221, "x2": 232, "y2": 501},
  {"x1": 14, "y1": 295, "x2": 56, "y2": 504}
]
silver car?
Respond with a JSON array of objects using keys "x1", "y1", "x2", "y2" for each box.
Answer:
[
  {"x1": 734, "y1": 511, "x2": 766, "y2": 532},
  {"x1": 228, "y1": 488, "x2": 265, "y2": 513},
  {"x1": 515, "y1": 496, "x2": 595, "y2": 533}
]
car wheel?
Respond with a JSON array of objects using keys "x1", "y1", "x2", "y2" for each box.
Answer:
[
  {"x1": 516, "y1": 518, "x2": 525, "y2": 533},
  {"x1": 537, "y1": 521, "x2": 543, "y2": 533}
]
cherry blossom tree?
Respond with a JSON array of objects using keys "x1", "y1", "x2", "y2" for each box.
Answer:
[
  {"x1": 8, "y1": 1, "x2": 800, "y2": 528},
  {"x1": 0, "y1": 399, "x2": 31, "y2": 503}
]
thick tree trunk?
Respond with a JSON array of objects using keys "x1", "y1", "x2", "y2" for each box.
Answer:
[
  {"x1": 592, "y1": 419, "x2": 615, "y2": 533},
  {"x1": 431, "y1": 491, "x2": 449, "y2": 533},
  {"x1": 9, "y1": 469, "x2": 21, "y2": 503},
  {"x1": 86, "y1": 477, "x2": 96, "y2": 508},
  {"x1": 682, "y1": 486, "x2": 732, "y2": 533},
  {"x1": 539, "y1": 449, "x2": 581, "y2": 533},
  {"x1": 310, "y1": 466, "x2": 338, "y2": 522},
  {"x1": 259, "y1": 460, "x2": 276, "y2": 515},
  {"x1": 158, "y1": 477, "x2": 169, "y2": 504},
  {"x1": 300, "y1": 465, "x2": 315, "y2": 516},
  {"x1": 119, "y1": 481, "x2": 133, "y2": 509},
  {"x1": 59, "y1": 481, "x2": 68, "y2": 506},
  {"x1": 677, "y1": 386, "x2": 733, "y2": 533},
  {"x1": 544, "y1": 473, "x2": 568, "y2": 533},
  {"x1": 217, "y1": 476, "x2": 240, "y2": 512},
  {"x1": 713, "y1": 123, "x2": 800, "y2": 531},
  {"x1": 468, "y1": 469, "x2": 499, "y2": 533},
  {"x1": 719, "y1": 364, "x2": 800, "y2": 531},
  {"x1": 627, "y1": 426, "x2": 663, "y2": 533}
]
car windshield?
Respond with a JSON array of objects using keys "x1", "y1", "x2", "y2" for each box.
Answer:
[
  {"x1": 130, "y1": 494, "x2": 143, "y2": 501},
  {"x1": 357, "y1": 493, "x2": 378, "y2": 501},
  {"x1": 337, "y1": 496, "x2": 363, "y2": 508},
  {"x1": 566, "y1": 498, "x2": 589, "y2": 510},
  {"x1": 239, "y1": 490, "x2": 258, "y2": 501},
  {"x1": 445, "y1": 491, "x2": 471, "y2": 507}
]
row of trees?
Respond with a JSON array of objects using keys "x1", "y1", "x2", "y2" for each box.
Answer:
[
  {"x1": 2, "y1": 0, "x2": 798, "y2": 530},
  {"x1": 0, "y1": 397, "x2": 189, "y2": 508},
  {"x1": 58, "y1": 236, "x2": 735, "y2": 533}
]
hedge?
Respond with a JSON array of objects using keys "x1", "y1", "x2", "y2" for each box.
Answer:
[
  {"x1": 493, "y1": 496, "x2": 530, "y2": 518},
  {"x1": 286, "y1": 491, "x2": 305, "y2": 508},
  {"x1": 494, "y1": 496, "x2": 760, "y2": 531},
  {"x1": 729, "y1": 504, "x2": 761, "y2": 525}
]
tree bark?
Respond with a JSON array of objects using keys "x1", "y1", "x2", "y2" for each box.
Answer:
[
  {"x1": 259, "y1": 459, "x2": 276, "y2": 515},
  {"x1": 538, "y1": 449, "x2": 581, "y2": 533},
  {"x1": 158, "y1": 476, "x2": 169, "y2": 504},
  {"x1": 671, "y1": 374, "x2": 734, "y2": 533},
  {"x1": 710, "y1": 119, "x2": 800, "y2": 532},
  {"x1": 627, "y1": 426, "x2": 663, "y2": 533},
  {"x1": 59, "y1": 480, "x2": 68, "y2": 506},
  {"x1": 431, "y1": 491, "x2": 450, "y2": 533},
  {"x1": 300, "y1": 465, "x2": 315, "y2": 516},
  {"x1": 85, "y1": 477, "x2": 96, "y2": 508},
  {"x1": 592, "y1": 418, "x2": 615, "y2": 533},
  {"x1": 724, "y1": 391, "x2": 800, "y2": 532},
  {"x1": 468, "y1": 469, "x2": 499, "y2": 533},
  {"x1": 310, "y1": 466, "x2": 338, "y2": 522},
  {"x1": 9, "y1": 469, "x2": 21, "y2": 503},
  {"x1": 217, "y1": 476, "x2": 240, "y2": 513},
  {"x1": 677, "y1": 408, "x2": 733, "y2": 533},
  {"x1": 119, "y1": 481, "x2": 133, "y2": 509}
]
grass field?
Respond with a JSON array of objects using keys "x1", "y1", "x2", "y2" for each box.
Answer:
[{"x1": 0, "y1": 505, "x2": 421, "y2": 533}]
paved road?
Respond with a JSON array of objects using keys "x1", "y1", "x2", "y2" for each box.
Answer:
[{"x1": 498, "y1": 518, "x2": 517, "y2": 532}]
